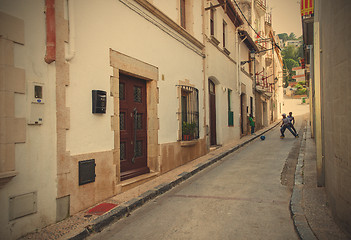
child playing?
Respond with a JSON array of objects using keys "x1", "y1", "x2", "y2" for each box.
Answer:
[
  {"x1": 280, "y1": 113, "x2": 298, "y2": 138},
  {"x1": 249, "y1": 114, "x2": 255, "y2": 135},
  {"x1": 287, "y1": 112, "x2": 298, "y2": 136}
]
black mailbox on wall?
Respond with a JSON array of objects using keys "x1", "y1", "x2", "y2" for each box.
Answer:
[{"x1": 92, "y1": 90, "x2": 106, "y2": 113}]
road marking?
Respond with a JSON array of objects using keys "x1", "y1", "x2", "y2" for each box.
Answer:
[{"x1": 171, "y1": 194, "x2": 286, "y2": 205}]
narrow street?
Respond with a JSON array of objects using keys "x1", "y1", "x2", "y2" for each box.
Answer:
[
  {"x1": 1, "y1": 0, "x2": 350, "y2": 239},
  {"x1": 88, "y1": 111, "x2": 306, "y2": 240}
]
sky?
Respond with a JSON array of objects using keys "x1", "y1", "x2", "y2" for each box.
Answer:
[{"x1": 268, "y1": 0, "x2": 302, "y2": 37}]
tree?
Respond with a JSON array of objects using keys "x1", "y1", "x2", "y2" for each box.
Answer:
[
  {"x1": 288, "y1": 32, "x2": 296, "y2": 40},
  {"x1": 278, "y1": 33, "x2": 288, "y2": 42},
  {"x1": 284, "y1": 58, "x2": 299, "y2": 73},
  {"x1": 282, "y1": 45, "x2": 299, "y2": 61}
]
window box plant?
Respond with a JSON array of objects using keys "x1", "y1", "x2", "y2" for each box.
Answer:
[{"x1": 182, "y1": 121, "x2": 196, "y2": 141}]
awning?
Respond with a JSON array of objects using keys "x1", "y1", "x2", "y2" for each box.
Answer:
[
  {"x1": 238, "y1": 30, "x2": 260, "y2": 52},
  {"x1": 301, "y1": 0, "x2": 314, "y2": 16},
  {"x1": 218, "y1": 0, "x2": 244, "y2": 27}
]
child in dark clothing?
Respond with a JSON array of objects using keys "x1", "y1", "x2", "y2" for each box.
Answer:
[
  {"x1": 280, "y1": 113, "x2": 298, "y2": 138},
  {"x1": 287, "y1": 112, "x2": 298, "y2": 136}
]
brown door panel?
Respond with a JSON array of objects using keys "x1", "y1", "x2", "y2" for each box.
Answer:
[{"x1": 119, "y1": 74, "x2": 149, "y2": 181}]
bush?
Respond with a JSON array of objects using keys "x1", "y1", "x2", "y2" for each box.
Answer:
[
  {"x1": 295, "y1": 88, "x2": 307, "y2": 95},
  {"x1": 182, "y1": 122, "x2": 196, "y2": 135}
]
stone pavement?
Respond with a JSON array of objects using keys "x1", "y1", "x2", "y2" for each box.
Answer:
[
  {"x1": 290, "y1": 122, "x2": 351, "y2": 240},
  {"x1": 20, "y1": 119, "x2": 350, "y2": 240},
  {"x1": 20, "y1": 122, "x2": 279, "y2": 240}
]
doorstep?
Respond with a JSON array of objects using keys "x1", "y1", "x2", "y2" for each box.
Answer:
[{"x1": 116, "y1": 172, "x2": 159, "y2": 193}]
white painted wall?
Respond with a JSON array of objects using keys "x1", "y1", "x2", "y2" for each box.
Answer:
[
  {"x1": 0, "y1": 0, "x2": 57, "y2": 239},
  {"x1": 151, "y1": 0, "x2": 203, "y2": 43},
  {"x1": 66, "y1": 0, "x2": 204, "y2": 154},
  {"x1": 205, "y1": 42, "x2": 241, "y2": 144}
]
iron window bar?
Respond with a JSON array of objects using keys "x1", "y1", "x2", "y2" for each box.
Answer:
[{"x1": 176, "y1": 85, "x2": 200, "y2": 141}]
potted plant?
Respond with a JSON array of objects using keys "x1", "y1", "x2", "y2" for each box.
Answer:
[{"x1": 182, "y1": 121, "x2": 196, "y2": 141}]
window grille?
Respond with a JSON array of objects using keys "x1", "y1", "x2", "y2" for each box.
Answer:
[{"x1": 177, "y1": 85, "x2": 199, "y2": 141}]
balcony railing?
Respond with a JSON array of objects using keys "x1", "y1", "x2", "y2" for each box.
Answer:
[
  {"x1": 255, "y1": 0, "x2": 266, "y2": 11},
  {"x1": 256, "y1": 73, "x2": 274, "y2": 94},
  {"x1": 265, "y1": 11, "x2": 272, "y2": 25}
]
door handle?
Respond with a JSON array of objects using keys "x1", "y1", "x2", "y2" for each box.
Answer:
[{"x1": 131, "y1": 108, "x2": 137, "y2": 164}]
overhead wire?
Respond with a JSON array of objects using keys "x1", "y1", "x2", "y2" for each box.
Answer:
[
  {"x1": 231, "y1": 0, "x2": 265, "y2": 41},
  {"x1": 232, "y1": 0, "x2": 283, "y2": 52}
]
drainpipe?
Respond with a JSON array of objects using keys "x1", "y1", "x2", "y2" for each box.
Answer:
[
  {"x1": 236, "y1": 29, "x2": 240, "y2": 94},
  {"x1": 201, "y1": 0, "x2": 209, "y2": 149},
  {"x1": 236, "y1": 30, "x2": 247, "y2": 95},
  {"x1": 65, "y1": 0, "x2": 75, "y2": 61},
  {"x1": 45, "y1": 0, "x2": 56, "y2": 64}
]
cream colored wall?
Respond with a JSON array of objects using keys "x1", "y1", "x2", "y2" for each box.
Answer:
[
  {"x1": 151, "y1": 0, "x2": 178, "y2": 22},
  {"x1": 205, "y1": 43, "x2": 241, "y2": 144},
  {"x1": 152, "y1": 0, "x2": 203, "y2": 41},
  {"x1": 202, "y1": 1, "x2": 256, "y2": 144},
  {"x1": 0, "y1": 1, "x2": 57, "y2": 239},
  {"x1": 239, "y1": 42, "x2": 250, "y2": 71},
  {"x1": 66, "y1": 0, "x2": 204, "y2": 154}
]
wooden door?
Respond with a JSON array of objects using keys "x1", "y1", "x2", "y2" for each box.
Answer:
[
  {"x1": 209, "y1": 80, "x2": 217, "y2": 146},
  {"x1": 119, "y1": 74, "x2": 149, "y2": 181}
]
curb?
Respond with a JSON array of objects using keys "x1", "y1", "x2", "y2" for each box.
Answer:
[
  {"x1": 67, "y1": 122, "x2": 280, "y2": 239},
  {"x1": 290, "y1": 128, "x2": 317, "y2": 240}
]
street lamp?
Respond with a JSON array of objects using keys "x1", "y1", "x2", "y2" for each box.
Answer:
[
  {"x1": 249, "y1": 50, "x2": 256, "y2": 89},
  {"x1": 240, "y1": 50, "x2": 256, "y2": 65},
  {"x1": 250, "y1": 50, "x2": 255, "y2": 60}
]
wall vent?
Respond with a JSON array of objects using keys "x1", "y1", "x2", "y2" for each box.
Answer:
[{"x1": 79, "y1": 159, "x2": 96, "y2": 185}]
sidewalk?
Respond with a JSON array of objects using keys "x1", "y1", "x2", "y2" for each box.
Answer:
[
  {"x1": 290, "y1": 122, "x2": 350, "y2": 240},
  {"x1": 21, "y1": 123, "x2": 279, "y2": 240}
]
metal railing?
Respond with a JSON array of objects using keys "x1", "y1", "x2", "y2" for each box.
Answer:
[{"x1": 177, "y1": 85, "x2": 200, "y2": 141}]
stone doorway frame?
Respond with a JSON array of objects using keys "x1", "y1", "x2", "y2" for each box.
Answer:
[{"x1": 110, "y1": 49, "x2": 159, "y2": 184}]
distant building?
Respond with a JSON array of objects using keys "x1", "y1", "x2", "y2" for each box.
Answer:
[
  {"x1": 292, "y1": 66, "x2": 305, "y2": 82},
  {"x1": 285, "y1": 39, "x2": 302, "y2": 47}
]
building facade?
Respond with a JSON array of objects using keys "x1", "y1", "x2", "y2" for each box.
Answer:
[
  {"x1": 292, "y1": 66, "x2": 305, "y2": 82},
  {"x1": 302, "y1": 0, "x2": 351, "y2": 235},
  {"x1": 0, "y1": 0, "x2": 282, "y2": 238},
  {"x1": 237, "y1": 0, "x2": 283, "y2": 130}
]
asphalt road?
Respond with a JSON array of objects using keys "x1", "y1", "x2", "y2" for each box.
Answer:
[{"x1": 88, "y1": 117, "x2": 305, "y2": 240}]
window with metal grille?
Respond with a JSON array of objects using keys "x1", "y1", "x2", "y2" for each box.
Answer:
[{"x1": 177, "y1": 85, "x2": 199, "y2": 141}]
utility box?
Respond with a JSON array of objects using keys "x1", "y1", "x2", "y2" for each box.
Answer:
[
  {"x1": 92, "y1": 90, "x2": 106, "y2": 114},
  {"x1": 9, "y1": 192, "x2": 37, "y2": 220},
  {"x1": 28, "y1": 82, "x2": 44, "y2": 125}
]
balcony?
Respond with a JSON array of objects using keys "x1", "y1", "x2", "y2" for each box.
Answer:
[
  {"x1": 255, "y1": 74, "x2": 273, "y2": 97},
  {"x1": 255, "y1": 0, "x2": 266, "y2": 16}
]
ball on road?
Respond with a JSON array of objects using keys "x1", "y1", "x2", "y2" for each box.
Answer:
[{"x1": 260, "y1": 135, "x2": 266, "y2": 141}]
